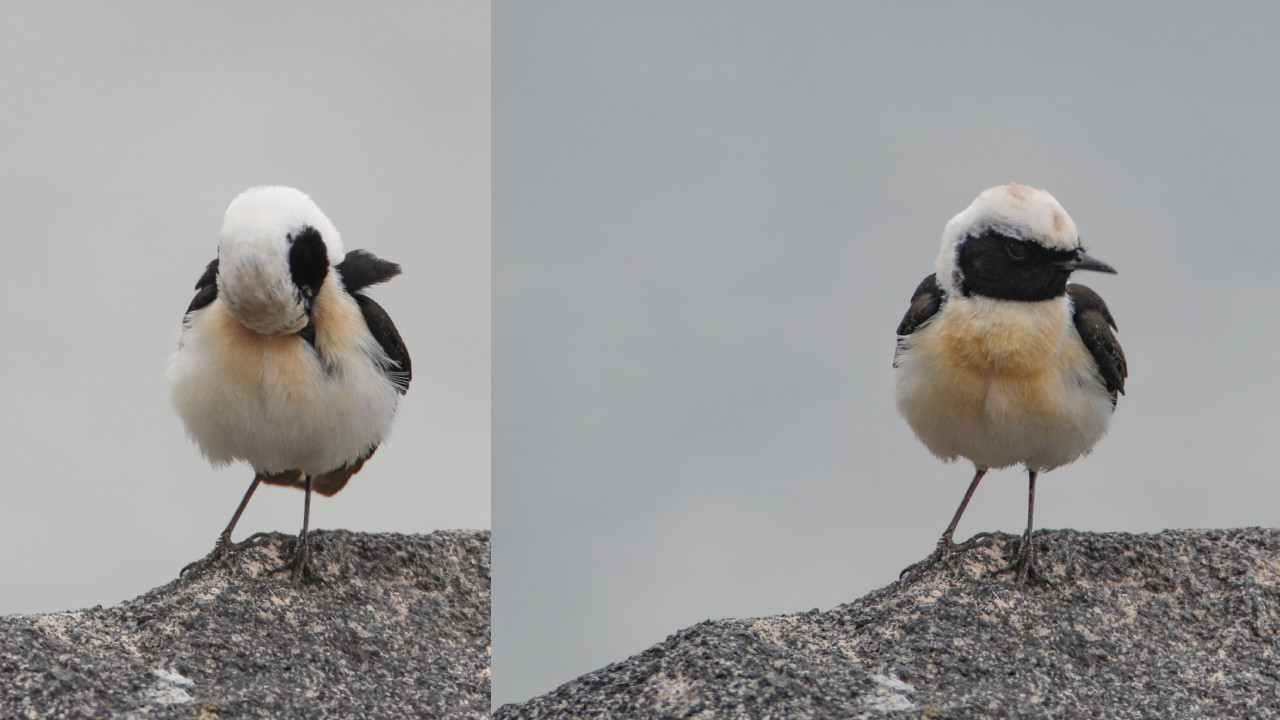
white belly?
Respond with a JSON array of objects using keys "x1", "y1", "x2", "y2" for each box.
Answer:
[
  {"x1": 167, "y1": 298, "x2": 400, "y2": 475},
  {"x1": 893, "y1": 296, "x2": 1113, "y2": 472}
]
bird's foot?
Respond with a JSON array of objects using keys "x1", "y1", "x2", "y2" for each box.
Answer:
[
  {"x1": 899, "y1": 540, "x2": 951, "y2": 579},
  {"x1": 953, "y1": 531, "x2": 998, "y2": 553},
  {"x1": 900, "y1": 532, "x2": 996, "y2": 580},
  {"x1": 993, "y1": 535, "x2": 1051, "y2": 586},
  {"x1": 181, "y1": 534, "x2": 235, "y2": 577},
  {"x1": 181, "y1": 532, "x2": 243, "y2": 576},
  {"x1": 180, "y1": 532, "x2": 267, "y2": 577},
  {"x1": 287, "y1": 534, "x2": 314, "y2": 582},
  {"x1": 180, "y1": 550, "x2": 221, "y2": 579}
]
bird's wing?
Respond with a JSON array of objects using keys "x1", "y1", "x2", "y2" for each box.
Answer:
[
  {"x1": 337, "y1": 250, "x2": 402, "y2": 293},
  {"x1": 335, "y1": 249, "x2": 411, "y2": 394},
  {"x1": 894, "y1": 274, "x2": 945, "y2": 368},
  {"x1": 185, "y1": 258, "x2": 219, "y2": 315},
  {"x1": 1068, "y1": 283, "x2": 1127, "y2": 405},
  {"x1": 354, "y1": 293, "x2": 411, "y2": 395},
  {"x1": 897, "y1": 274, "x2": 945, "y2": 335}
]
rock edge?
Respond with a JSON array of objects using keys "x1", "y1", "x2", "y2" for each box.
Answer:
[
  {"x1": 1, "y1": 529, "x2": 490, "y2": 720},
  {"x1": 498, "y1": 528, "x2": 1280, "y2": 719}
]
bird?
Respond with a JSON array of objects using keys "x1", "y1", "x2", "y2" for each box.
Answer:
[
  {"x1": 892, "y1": 184, "x2": 1125, "y2": 583},
  {"x1": 167, "y1": 185, "x2": 411, "y2": 579}
]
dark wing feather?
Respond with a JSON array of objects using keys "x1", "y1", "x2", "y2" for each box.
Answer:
[
  {"x1": 1068, "y1": 283, "x2": 1127, "y2": 407},
  {"x1": 185, "y1": 258, "x2": 219, "y2": 315},
  {"x1": 337, "y1": 250, "x2": 402, "y2": 293},
  {"x1": 354, "y1": 293, "x2": 411, "y2": 395},
  {"x1": 897, "y1": 274, "x2": 944, "y2": 335},
  {"x1": 893, "y1": 274, "x2": 945, "y2": 368}
]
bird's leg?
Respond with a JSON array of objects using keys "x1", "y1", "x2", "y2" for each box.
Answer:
[
  {"x1": 997, "y1": 469, "x2": 1047, "y2": 585},
  {"x1": 901, "y1": 467, "x2": 988, "y2": 579},
  {"x1": 181, "y1": 475, "x2": 263, "y2": 576},
  {"x1": 215, "y1": 475, "x2": 264, "y2": 553},
  {"x1": 289, "y1": 475, "x2": 315, "y2": 581},
  {"x1": 935, "y1": 467, "x2": 988, "y2": 553}
]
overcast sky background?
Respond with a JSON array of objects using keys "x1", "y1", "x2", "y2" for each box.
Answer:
[
  {"x1": 0, "y1": 3, "x2": 490, "y2": 616},
  {"x1": 494, "y1": 2, "x2": 1280, "y2": 707}
]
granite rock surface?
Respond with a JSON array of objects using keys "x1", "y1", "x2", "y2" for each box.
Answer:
[
  {"x1": 1, "y1": 529, "x2": 490, "y2": 719},
  {"x1": 497, "y1": 528, "x2": 1280, "y2": 719}
]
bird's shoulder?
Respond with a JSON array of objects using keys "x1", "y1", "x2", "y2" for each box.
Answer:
[
  {"x1": 897, "y1": 273, "x2": 946, "y2": 336},
  {"x1": 185, "y1": 258, "x2": 219, "y2": 315},
  {"x1": 1067, "y1": 283, "x2": 1126, "y2": 401}
]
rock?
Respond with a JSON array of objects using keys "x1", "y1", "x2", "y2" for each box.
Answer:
[
  {"x1": 0, "y1": 529, "x2": 490, "y2": 719},
  {"x1": 496, "y1": 528, "x2": 1280, "y2": 719}
]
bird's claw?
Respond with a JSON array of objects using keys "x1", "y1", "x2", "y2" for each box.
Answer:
[
  {"x1": 900, "y1": 540, "x2": 952, "y2": 580},
  {"x1": 180, "y1": 536, "x2": 233, "y2": 577}
]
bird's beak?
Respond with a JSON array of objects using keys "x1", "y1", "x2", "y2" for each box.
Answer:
[{"x1": 1061, "y1": 250, "x2": 1117, "y2": 275}]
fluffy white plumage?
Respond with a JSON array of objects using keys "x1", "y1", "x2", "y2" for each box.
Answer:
[
  {"x1": 895, "y1": 184, "x2": 1111, "y2": 473},
  {"x1": 216, "y1": 186, "x2": 344, "y2": 335},
  {"x1": 893, "y1": 293, "x2": 1112, "y2": 472},
  {"x1": 167, "y1": 186, "x2": 401, "y2": 477}
]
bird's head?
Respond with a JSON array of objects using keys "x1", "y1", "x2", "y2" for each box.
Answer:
[
  {"x1": 216, "y1": 186, "x2": 345, "y2": 335},
  {"x1": 935, "y1": 184, "x2": 1115, "y2": 302}
]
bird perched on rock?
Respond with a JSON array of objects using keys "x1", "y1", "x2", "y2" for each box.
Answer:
[
  {"x1": 168, "y1": 186, "x2": 411, "y2": 579},
  {"x1": 893, "y1": 184, "x2": 1125, "y2": 583}
]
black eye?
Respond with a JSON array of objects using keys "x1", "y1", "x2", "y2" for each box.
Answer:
[{"x1": 1006, "y1": 240, "x2": 1028, "y2": 261}]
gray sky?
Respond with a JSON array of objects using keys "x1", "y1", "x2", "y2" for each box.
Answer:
[
  {"x1": 494, "y1": 1, "x2": 1280, "y2": 706},
  {"x1": 0, "y1": 3, "x2": 490, "y2": 616}
]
